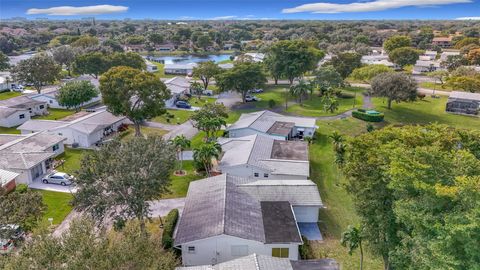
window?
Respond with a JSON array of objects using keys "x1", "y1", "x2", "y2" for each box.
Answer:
[
  {"x1": 19, "y1": 114, "x2": 25, "y2": 119},
  {"x1": 254, "y1": 173, "x2": 259, "y2": 177},
  {"x1": 53, "y1": 144, "x2": 59, "y2": 151},
  {"x1": 272, "y1": 248, "x2": 289, "y2": 258},
  {"x1": 264, "y1": 173, "x2": 269, "y2": 178},
  {"x1": 187, "y1": 246, "x2": 195, "y2": 254},
  {"x1": 49, "y1": 100, "x2": 53, "y2": 104},
  {"x1": 231, "y1": 245, "x2": 248, "y2": 256},
  {"x1": 58, "y1": 133, "x2": 63, "y2": 136},
  {"x1": 39, "y1": 105, "x2": 45, "y2": 109}
]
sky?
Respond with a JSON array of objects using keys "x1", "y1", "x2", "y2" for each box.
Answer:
[{"x1": 1, "y1": 0, "x2": 479, "y2": 20}]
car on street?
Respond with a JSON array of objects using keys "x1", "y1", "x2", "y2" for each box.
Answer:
[
  {"x1": 249, "y1": 88, "x2": 264, "y2": 93},
  {"x1": 175, "y1": 100, "x2": 192, "y2": 109},
  {"x1": 42, "y1": 171, "x2": 74, "y2": 186},
  {"x1": 245, "y1": 95, "x2": 259, "y2": 102}
]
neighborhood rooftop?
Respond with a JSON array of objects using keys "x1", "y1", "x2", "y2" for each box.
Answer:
[
  {"x1": 174, "y1": 174, "x2": 319, "y2": 246},
  {"x1": 0, "y1": 95, "x2": 44, "y2": 109},
  {"x1": 219, "y1": 134, "x2": 310, "y2": 177},
  {"x1": 227, "y1": 110, "x2": 316, "y2": 134},
  {"x1": 165, "y1": 77, "x2": 191, "y2": 94},
  {"x1": 449, "y1": 91, "x2": 480, "y2": 101}
]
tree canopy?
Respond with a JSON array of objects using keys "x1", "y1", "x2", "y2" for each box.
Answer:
[
  {"x1": 0, "y1": 52, "x2": 10, "y2": 71},
  {"x1": 56, "y1": 80, "x2": 99, "y2": 111},
  {"x1": 192, "y1": 61, "x2": 221, "y2": 90},
  {"x1": 11, "y1": 53, "x2": 61, "y2": 93},
  {"x1": 190, "y1": 103, "x2": 228, "y2": 141},
  {"x1": 343, "y1": 125, "x2": 480, "y2": 270},
  {"x1": 388, "y1": 47, "x2": 421, "y2": 68},
  {"x1": 370, "y1": 72, "x2": 417, "y2": 109},
  {"x1": 350, "y1": 64, "x2": 393, "y2": 83},
  {"x1": 215, "y1": 62, "x2": 267, "y2": 102},
  {"x1": 328, "y1": 52, "x2": 362, "y2": 79},
  {"x1": 383, "y1": 35, "x2": 411, "y2": 53},
  {"x1": 99, "y1": 66, "x2": 170, "y2": 136}
]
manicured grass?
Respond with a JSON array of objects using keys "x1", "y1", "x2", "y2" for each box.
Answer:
[
  {"x1": 34, "y1": 109, "x2": 76, "y2": 121},
  {"x1": 121, "y1": 126, "x2": 169, "y2": 141},
  {"x1": 0, "y1": 126, "x2": 21, "y2": 134},
  {"x1": 37, "y1": 190, "x2": 73, "y2": 225},
  {"x1": 152, "y1": 62, "x2": 177, "y2": 79},
  {"x1": 189, "y1": 97, "x2": 217, "y2": 107},
  {"x1": 287, "y1": 87, "x2": 364, "y2": 117},
  {"x1": 308, "y1": 120, "x2": 383, "y2": 270},
  {"x1": 419, "y1": 81, "x2": 454, "y2": 91},
  {"x1": 372, "y1": 96, "x2": 480, "y2": 130},
  {"x1": 254, "y1": 85, "x2": 291, "y2": 109},
  {"x1": 163, "y1": 161, "x2": 206, "y2": 198},
  {"x1": 217, "y1": 59, "x2": 233, "y2": 64},
  {"x1": 152, "y1": 109, "x2": 193, "y2": 125},
  {"x1": 55, "y1": 148, "x2": 90, "y2": 175},
  {"x1": 0, "y1": 91, "x2": 21, "y2": 100}
]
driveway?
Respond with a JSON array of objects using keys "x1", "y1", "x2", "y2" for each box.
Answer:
[
  {"x1": 29, "y1": 181, "x2": 77, "y2": 193},
  {"x1": 216, "y1": 91, "x2": 242, "y2": 108},
  {"x1": 163, "y1": 120, "x2": 198, "y2": 140},
  {"x1": 149, "y1": 198, "x2": 185, "y2": 217}
]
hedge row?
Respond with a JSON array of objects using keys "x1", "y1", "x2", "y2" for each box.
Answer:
[
  {"x1": 352, "y1": 110, "x2": 384, "y2": 122},
  {"x1": 161, "y1": 208, "x2": 179, "y2": 249}
]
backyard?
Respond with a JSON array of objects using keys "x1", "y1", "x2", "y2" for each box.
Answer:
[
  {"x1": 164, "y1": 160, "x2": 206, "y2": 199},
  {"x1": 37, "y1": 190, "x2": 73, "y2": 225},
  {"x1": 0, "y1": 126, "x2": 20, "y2": 134},
  {"x1": 0, "y1": 91, "x2": 21, "y2": 100},
  {"x1": 55, "y1": 148, "x2": 90, "y2": 175},
  {"x1": 34, "y1": 108, "x2": 76, "y2": 121}
]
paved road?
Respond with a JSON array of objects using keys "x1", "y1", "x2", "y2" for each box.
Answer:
[
  {"x1": 143, "y1": 121, "x2": 177, "y2": 131},
  {"x1": 163, "y1": 120, "x2": 198, "y2": 140}
]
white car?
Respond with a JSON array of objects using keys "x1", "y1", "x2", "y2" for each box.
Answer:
[
  {"x1": 245, "y1": 95, "x2": 259, "y2": 102},
  {"x1": 42, "y1": 172, "x2": 74, "y2": 186}
]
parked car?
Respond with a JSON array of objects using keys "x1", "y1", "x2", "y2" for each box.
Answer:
[
  {"x1": 175, "y1": 100, "x2": 192, "y2": 109},
  {"x1": 245, "y1": 95, "x2": 259, "y2": 102},
  {"x1": 250, "y1": 88, "x2": 264, "y2": 93},
  {"x1": 42, "y1": 172, "x2": 74, "y2": 186},
  {"x1": 203, "y1": 89, "x2": 214, "y2": 96}
]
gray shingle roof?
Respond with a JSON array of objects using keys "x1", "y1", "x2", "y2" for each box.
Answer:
[
  {"x1": 227, "y1": 111, "x2": 316, "y2": 134},
  {"x1": 0, "y1": 106, "x2": 27, "y2": 118},
  {"x1": 0, "y1": 95, "x2": 45, "y2": 109},
  {"x1": 261, "y1": 201, "x2": 302, "y2": 244},
  {"x1": 175, "y1": 254, "x2": 294, "y2": 270},
  {"x1": 165, "y1": 76, "x2": 192, "y2": 94},
  {"x1": 0, "y1": 169, "x2": 19, "y2": 186},
  {"x1": 17, "y1": 120, "x2": 69, "y2": 132}
]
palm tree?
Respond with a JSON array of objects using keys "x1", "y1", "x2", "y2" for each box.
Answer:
[
  {"x1": 190, "y1": 81, "x2": 204, "y2": 100},
  {"x1": 322, "y1": 94, "x2": 339, "y2": 113},
  {"x1": 172, "y1": 135, "x2": 191, "y2": 173},
  {"x1": 289, "y1": 79, "x2": 311, "y2": 106},
  {"x1": 329, "y1": 131, "x2": 345, "y2": 167},
  {"x1": 341, "y1": 225, "x2": 364, "y2": 270},
  {"x1": 193, "y1": 142, "x2": 221, "y2": 176}
]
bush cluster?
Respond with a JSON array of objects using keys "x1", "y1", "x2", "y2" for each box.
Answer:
[
  {"x1": 352, "y1": 109, "x2": 384, "y2": 122},
  {"x1": 161, "y1": 209, "x2": 179, "y2": 249}
]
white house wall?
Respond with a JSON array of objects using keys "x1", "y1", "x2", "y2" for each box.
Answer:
[
  {"x1": 0, "y1": 110, "x2": 30, "y2": 127},
  {"x1": 292, "y1": 206, "x2": 320, "y2": 223},
  {"x1": 179, "y1": 235, "x2": 299, "y2": 266},
  {"x1": 31, "y1": 95, "x2": 102, "y2": 109},
  {"x1": 228, "y1": 128, "x2": 286, "y2": 140}
]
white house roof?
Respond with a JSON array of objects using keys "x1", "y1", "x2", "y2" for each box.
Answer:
[
  {"x1": 0, "y1": 169, "x2": 19, "y2": 186},
  {"x1": 414, "y1": 60, "x2": 441, "y2": 68},
  {"x1": 164, "y1": 63, "x2": 197, "y2": 70},
  {"x1": 219, "y1": 134, "x2": 310, "y2": 177},
  {"x1": 0, "y1": 95, "x2": 45, "y2": 109},
  {"x1": 449, "y1": 91, "x2": 480, "y2": 101},
  {"x1": 17, "y1": 110, "x2": 126, "y2": 135},
  {"x1": 176, "y1": 254, "x2": 339, "y2": 270},
  {"x1": 0, "y1": 106, "x2": 27, "y2": 118},
  {"x1": 165, "y1": 76, "x2": 191, "y2": 94},
  {"x1": 227, "y1": 110, "x2": 316, "y2": 134}
]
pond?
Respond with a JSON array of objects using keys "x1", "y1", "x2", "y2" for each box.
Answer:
[{"x1": 147, "y1": 54, "x2": 232, "y2": 64}]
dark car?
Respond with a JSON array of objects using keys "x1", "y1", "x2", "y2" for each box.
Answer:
[{"x1": 175, "y1": 100, "x2": 192, "y2": 109}]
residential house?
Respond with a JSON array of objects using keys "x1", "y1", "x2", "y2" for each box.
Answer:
[
  {"x1": 29, "y1": 87, "x2": 101, "y2": 109},
  {"x1": 218, "y1": 134, "x2": 310, "y2": 179},
  {"x1": 422, "y1": 50, "x2": 438, "y2": 60},
  {"x1": 164, "y1": 63, "x2": 198, "y2": 75},
  {"x1": 0, "y1": 72, "x2": 11, "y2": 91},
  {"x1": 440, "y1": 51, "x2": 461, "y2": 62},
  {"x1": 361, "y1": 54, "x2": 399, "y2": 69},
  {"x1": 176, "y1": 254, "x2": 339, "y2": 270},
  {"x1": 0, "y1": 132, "x2": 66, "y2": 184},
  {"x1": 145, "y1": 61, "x2": 158, "y2": 72},
  {"x1": 123, "y1": 44, "x2": 145, "y2": 52},
  {"x1": 0, "y1": 96, "x2": 47, "y2": 127},
  {"x1": 164, "y1": 77, "x2": 191, "y2": 107},
  {"x1": 155, "y1": 43, "x2": 176, "y2": 52},
  {"x1": 432, "y1": 37, "x2": 452, "y2": 48},
  {"x1": 174, "y1": 174, "x2": 323, "y2": 266},
  {"x1": 235, "y1": 53, "x2": 265, "y2": 63},
  {"x1": 223, "y1": 43, "x2": 234, "y2": 50},
  {"x1": 226, "y1": 110, "x2": 317, "y2": 140},
  {"x1": 218, "y1": 63, "x2": 234, "y2": 69},
  {"x1": 0, "y1": 169, "x2": 19, "y2": 193},
  {"x1": 17, "y1": 110, "x2": 128, "y2": 148},
  {"x1": 413, "y1": 60, "x2": 441, "y2": 75},
  {"x1": 446, "y1": 91, "x2": 480, "y2": 116}
]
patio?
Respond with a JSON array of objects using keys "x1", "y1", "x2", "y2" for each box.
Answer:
[{"x1": 298, "y1": 222, "x2": 323, "y2": 241}]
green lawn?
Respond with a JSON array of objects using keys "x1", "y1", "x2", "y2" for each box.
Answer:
[
  {"x1": 0, "y1": 91, "x2": 21, "y2": 100},
  {"x1": 121, "y1": 126, "x2": 169, "y2": 141},
  {"x1": 308, "y1": 119, "x2": 383, "y2": 270},
  {"x1": 152, "y1": 109, "x2": 193, "y2": 125},
  {"x1": 0, "y1": 126, "x2": 21, "y2": 134},
  {"x1": 36, "y1": 190, "x2": 73, "y2": 225},
  {"x1": 419, "y1": 81, "x2": 454, "y2": 91},
  {"x1": 163, "y1": 161, "x2": 206, "y2": 198},
  {"x1": 55, "y1": 148, "x2": 90, "y2": 175},
  {"x1": 287, "y1": 87, "x2": 364, "y2": 117},
  {"x1": 372, "y1": 96, "x2": 480, "y2": 130},
  {"x1": 34, "y1": 109, "x2": 76, "y2": 121},
  {"x1": 152, "y1": 62, "x2": 177, "y2": 79}
]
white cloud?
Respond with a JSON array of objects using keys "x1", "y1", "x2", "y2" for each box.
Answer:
[
  {"x1": 26, "y1": 5, "x2": 128, "y2": 16},
  {"x1": 211, "y1": 15, "x2": 238, "y2": 20},
  {"x1": 456, "y1": 16, "x2": 480, "y2": 20},
  {"x1": 282, "y1": 0, "x2": 472, "y2": 14}
]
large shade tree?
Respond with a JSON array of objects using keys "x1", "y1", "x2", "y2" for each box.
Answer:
[
  {"x1": 388, "y1": 47, "x2": 420, "y2": 68},
  {"x1": 350, "y1": 65, "x2": 393, "y2": 83},
  {"x1": 190, "y1": 103, "x2": 228, "y2": 141},
  {"x1": 73, "y1": 136, "x2": 176, "y2": 233},
  {"x1": 215, "y1": 62, "x2": 267, "y2": 103},
  {"x1": 370, "y1": 72, "x2": 417, "y2": 109},
  {"x1": 52, "y1": 45, "x2": 76, "y2": 76},
  {"x1": 0, "y1": 52, "x2": 10, "y2": 71},
  {"x1": 311, "y1": 66, "x2": 344, "y2": 96},
  {"x1": 11, "y1": 53, "x2": 61, "y2": 93},
  {"x1": 383, "y1": 35, "x2": 411, "y2": 53},
  {"x1": 100, "y1": 66, "x2": 170, "y2": 137},
  {"x1": 328, "y1": 52, "x2": 362, "y2": 79},
  {"x1": 56, "y1": 80, "x2": 98, "y2": 111},
  {"x1": 193, "y1": 142, "x2": 222, "y2": 176},
  {"x1": 192, "y1": 61, "x2": 221, "y2": 90}
]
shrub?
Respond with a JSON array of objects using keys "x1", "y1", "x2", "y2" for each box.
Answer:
[
  {"x1": 268, "y1": 99, "x2": 276, "y2": 108},
  {"x1": 336, "y1": 91, "x2": 355, "y2": 99},
  {"x1": 352, "y1": 110, "x2": 384, "y2": 122},
  {"x1": 162, "y1": 209, "x2": 179, "y2": 249},
  {"x1": 15, "y1": 184, "x2": 29, "y2": 193},
  {"x1": 299, "y1": 235, "x2": 312, "y2": 259}
]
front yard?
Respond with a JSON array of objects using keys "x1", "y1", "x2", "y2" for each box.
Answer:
[
  {"x1": 37, "y1": 190, "x2": 73, "y2": 225},
  {"x1": 34, "y1": 108, "x2": 76, "y2": 121},
  {"x1": 0, "y1": 126, "x2": 20, "y2": 134},
  {"x1": 151, "y1": 97, "x2": 217, "y2": 125},
  {"x1": 0, "y1": 91, "x2": 21, "y2": 100},
  {"x1": 120, "y1": 126, "x2": 169, "y2": 141},
  {"x1": 164, "y1": 160, "x2": 206, "y2": 198},
  {"x1": 55, "y1": 148, "x2": 91, "y2": 175}
]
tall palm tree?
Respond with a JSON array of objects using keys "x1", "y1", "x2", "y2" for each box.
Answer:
[
  {"x1": 172, "y1": 135, "x2": 191, "y2": 173},
  {"x1": 329, "y1": 131, "x2": 345, "y2": 167},
  {"x1": 341, "y1": 225, "x2": 364, "y2": 270},
  {"x1": 289, "y1": 79, "x2": 311, "y2": 106},
  {"x1": 193, "y1": 142, "x2": 221, "y2": 176}
]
